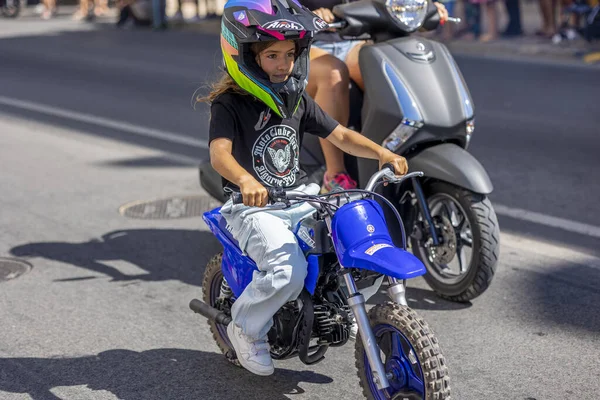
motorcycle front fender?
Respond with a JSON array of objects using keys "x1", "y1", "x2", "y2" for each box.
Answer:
[
  {"x1": 408, "y1": 143, "x2": 494, "y2": 194},
  {"x1": 331, "y1": 199, "x2": 426, "y2": 280}
]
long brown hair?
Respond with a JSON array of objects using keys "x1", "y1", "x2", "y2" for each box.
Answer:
[{"x1": 197, "y1": 40, "x2": 296, "y2": 104}]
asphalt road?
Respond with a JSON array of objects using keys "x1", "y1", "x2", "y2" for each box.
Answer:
[{"x1": 1, "y1": 14, "x2": 599, "y2": 400}]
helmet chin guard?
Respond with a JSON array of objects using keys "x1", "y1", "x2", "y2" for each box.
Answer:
[{"x1": 220, "y1": 0, "x2": 326, "y2": 118}]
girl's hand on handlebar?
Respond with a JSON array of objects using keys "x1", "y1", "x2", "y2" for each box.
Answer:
[
  {"x1": 379, "y1": 151, "x2": 408, "y2": 176},
  {"x1": 238, "y1": 176, "x2": 268, "y2": 207},
  {"x1": 313, "y1": 7, "x2": 335, "y2": 23},
  {"x1": 433, "y1": 1, "x2": 449, "y2": 23}
]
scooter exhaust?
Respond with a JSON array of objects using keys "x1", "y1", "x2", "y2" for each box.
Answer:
[{"x1": 189, "y1": 299, "x2": 232, "y2": 326}]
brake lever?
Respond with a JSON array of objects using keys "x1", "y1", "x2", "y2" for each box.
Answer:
[
  {"x1": 381, "y1": 170, "x2": 425, "y2": 187},
  {"x1": 382, "y1": 169, "x2": 400, "y2": 182}
]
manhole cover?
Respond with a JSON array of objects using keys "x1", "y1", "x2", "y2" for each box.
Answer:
[
  {"x1": 0, "y1": 258, "x2": 33, "y2": 282},
  {"x1": 119, "y1": 195, "x2": 222, "y2": 219}
]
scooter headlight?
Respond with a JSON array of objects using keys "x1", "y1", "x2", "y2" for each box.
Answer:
[
  {"x1": 385, "y1": 0, "x2": 428, "y2": 31},
  {"x1": 382, "y1": 119, "x2": 423, "y2": 152},
  {"x1": 465, "y1": 118, "x2": 475, "y2": 147}
]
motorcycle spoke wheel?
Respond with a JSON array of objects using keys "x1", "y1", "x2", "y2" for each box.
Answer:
[
  {"x1": 355, "y1": 303, "x2": 450, "y2": 400},
  {"x1": 202, "y1": 253, "x2": 239, "y2": 366}
]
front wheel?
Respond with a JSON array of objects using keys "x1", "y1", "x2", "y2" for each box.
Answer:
[
  {"x1": 410, "y1": 182, "x2": 500, "y2": 302},
  {"x1": 355, "y1": 302, "x2": 450, "y2": 400}
]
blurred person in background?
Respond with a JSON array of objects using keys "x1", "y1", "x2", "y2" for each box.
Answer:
[
  {"x1": 537, "y1": 0, "x2": 559, "y2": 37},
  {"x1": 169, "y1": 0, "x2": 202, "y2": 23},
  {"x1": 502, "y1": 0, "x2": 523, "y2": 36},
  {"x1": 438, "y1": 0, "x2": 457, "y2": 40},
  {"x1": 72, "y1": 0, "x2": 91, "y2": 20},
  {"x1": 72, "y1": 0, "x2": 108, "y2": 20},
  {"x1": 299, "y1": 0, "x2": 447, "y2": 193},
  {"x1": 198, "y1": 0, "x2": 218, "y2": 18},
  {"x1": 40, "y1": 0, "x2": 56, "y2": 19},
  {"x1": 93, "y1": 0, "x2": 109, "y2": 16},
  {"x1": 473, "y1": 0, "x2": 499, "y2": 41},
  {"x1": 152, "y1": 0, "x2": 167, "y2": 29},
  {"x1": 457, "y1": 0, "x2": 481, "y2": 40},
  {"x1": 550, "y1": 0, "x2": 590, "y2": 42},
  {"x1": 116, "y1": 0, "x2": 152, "y2": 27}
]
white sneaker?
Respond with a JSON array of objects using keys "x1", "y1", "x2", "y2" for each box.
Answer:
[
  {"x1": 565, "y1": 28, "x2": 578, "y2": 40},
  {"x1": 227, "y1": 323, "x2": 274, "y2": 376}
]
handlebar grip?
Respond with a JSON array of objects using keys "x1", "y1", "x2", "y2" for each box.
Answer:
[
  {"x1": 231, "y1": 192, "x2": 244, "y2": 205},
  {"x1": 381, "y1": 163, "x2": 396, "y2": 174},
  {"x1": 327, "y1": 21, "x2": 347, "y2": 29},
  {"x1": 230, "y1": 188, "x2": 286, "y2": 205}
]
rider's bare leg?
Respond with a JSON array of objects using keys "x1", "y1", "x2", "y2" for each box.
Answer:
[
  {"x1": 345, "y1": 41, "x2": 368, "y2": 91},
  {"x1": 307, "y1": 47, "x2": 350, "y2": 177}
]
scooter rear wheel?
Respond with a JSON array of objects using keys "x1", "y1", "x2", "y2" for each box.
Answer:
[{"x1": 355, "y1": 302, "x2": 450, "y2": 400}]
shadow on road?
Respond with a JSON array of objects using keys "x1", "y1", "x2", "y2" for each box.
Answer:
[
  {"x1": 510, "y1": 262, "x2": 600, "y2": 334},
  {"x1": 0, "y1": 348, "x2": 333, "y2": 400},
  {"x1": 10, "y1": 229, "x2": 220, "y2": 287},
  {"x1": 366, "y1": 285, "x2": 473, "y2": 311},
  {"x1": 95, "y1": 155, "x2": 194, "y2": 168}
]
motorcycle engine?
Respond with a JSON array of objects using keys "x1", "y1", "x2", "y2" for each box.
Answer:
[
  {"x1": 313, "y1": 288, "x2": 353, "y2": 346},
  {"x1": 269, "y1": 301, "x2": 302, "y2": 359}
]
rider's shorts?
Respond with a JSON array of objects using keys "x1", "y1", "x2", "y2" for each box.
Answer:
[{"x1": 312, "y1": 39, "x2": 363, "y2": 62}]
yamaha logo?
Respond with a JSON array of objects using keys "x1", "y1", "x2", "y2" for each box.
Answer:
[
  {"x1": 416, "y1": 42, "x2": 426, "y2": 52},
  {"x1": 262, "y1": 19, "x2": 304, "y2": 31},
  {"x1": 367, "y1": 224, "x2": 375, "y2": 233}
]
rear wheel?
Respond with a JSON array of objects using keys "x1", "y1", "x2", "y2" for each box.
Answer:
[{"x1": 202, "y1": 252, "x2": 240, "y2": 366}]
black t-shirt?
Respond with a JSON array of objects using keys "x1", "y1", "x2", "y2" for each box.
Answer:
[{"x1": 209, "y1": 91, "x2": 339, "y2": 192}]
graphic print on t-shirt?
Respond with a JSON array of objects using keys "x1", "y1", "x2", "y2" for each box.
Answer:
[{"x1": 252, "y1": 124, "x2": 299, "y2": 187}]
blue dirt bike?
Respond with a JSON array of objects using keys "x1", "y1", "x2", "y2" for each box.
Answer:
[{"x1": 189, "y1": 167, "x2": 451, "y2": 399}]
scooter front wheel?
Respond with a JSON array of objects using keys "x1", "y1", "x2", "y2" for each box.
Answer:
[
  {"x1": 355, "y1": 302, "x2": 450, "y2": 400},
  {"x1": 411, "y1": 182, "x2": 500, "y2": 303}
]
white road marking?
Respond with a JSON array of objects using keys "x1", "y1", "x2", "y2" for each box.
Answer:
[
  {"x1": 494, "y1": 204, "x2": 600, "y2": 239},
  {"x1": 0, "y1": 95, "x2": 209, "y2": 149},
  {"x1": 501, "y1": 232, "x2": 600, "y2": 270}
]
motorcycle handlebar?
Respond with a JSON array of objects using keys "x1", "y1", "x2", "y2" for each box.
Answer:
[
  {"x1": 230, "y1": 188, "x2": 281, "y2": 205},
  {"x1": 230, "y1": 187, "x2": 309, "y2": 205},
  {"x1": 230, "y1": 168, "x2": 424, "y2": 206},
  {"x1": 326, "y1": 21, "x2": 347, "y2": 30}
]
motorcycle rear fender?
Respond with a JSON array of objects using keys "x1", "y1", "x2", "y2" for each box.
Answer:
[
  {"x1": 408, "y1": 143, "x2": 494, "y2": 194},
  {"x1": 331, "y1": 200, "x2": 426, "y2": 279},
  {"x1": 199, "y1": 162, "x2": 227, "y2": 203},
  {"x1": 202, "y1": 208, "x2": 320, "y2": 297}
]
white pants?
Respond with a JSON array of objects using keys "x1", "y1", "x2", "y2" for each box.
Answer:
[{"x1": 219, "y1": 184, "x2": 319, "y2": 341}]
